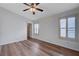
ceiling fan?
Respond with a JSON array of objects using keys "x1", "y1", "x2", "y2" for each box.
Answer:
[{"x1": 23, "y1": 3, "x2": 43, "y2": 15}]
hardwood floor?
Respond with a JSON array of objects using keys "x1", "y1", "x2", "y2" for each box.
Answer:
[{"x1": 0, "y1": 38, "x2": 79, "y2": 56}]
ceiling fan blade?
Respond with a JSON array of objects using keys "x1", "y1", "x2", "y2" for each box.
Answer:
[
  {"x1": 36, "y1": 3, "x2": 40, "y2": 5},
  {"x1": 23, "y1": 8, "x2": 30, "y2": 11},
  {"x1": 36, "y1": 8, "x2": 43, "y2": 12},
  {"x1": 33, "y1": 11, "x2": 35, "y2": 15},
  {"x1": 23, "y1": 3, "x2": 30, "y2": 6}
]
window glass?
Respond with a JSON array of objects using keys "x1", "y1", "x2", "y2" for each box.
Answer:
[
  {"x1": 60, "y1": 29, "x2": 66, "y2": 37},
  {"x1": 68, "y1": 17, "x2": 75, "y2": 28},
  {"x1": 60, "y1": 19, "x2": 66, "y2": 28},
  {"x1": 68, "y1": 30, "x2": 75, "y2": 38},
  {"x1": 34, "y1": 24, "x2": 39, "y2": 34}
]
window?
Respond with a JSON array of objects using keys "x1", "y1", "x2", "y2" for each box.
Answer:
[
  {"x1": 60, "y1": 19, "x2": 66, "y2": 37},
  {"x1": 34, "y1": 24, "x2": 39, "y2": 34},
  {"x1": 60, "y1": 16, "x2": 75, "y2": 39},
  {"x1": 68, "y1": 17, "x2": 75, "y2": 38}
]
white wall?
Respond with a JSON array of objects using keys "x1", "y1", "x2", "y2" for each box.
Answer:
[
  {"x1": 0, "y1": 7, "x2": 27, "y2": 45},
  {"x1": 32, "y1": 7, "x2": 79, "y2": 51},
  {"x1": 0, "y1": 14, "x2": 1, "y2": 37}
]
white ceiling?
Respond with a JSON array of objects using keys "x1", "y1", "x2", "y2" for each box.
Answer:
[{"x1": 0, "y1": 3, "x2": 79, "y2": 20}]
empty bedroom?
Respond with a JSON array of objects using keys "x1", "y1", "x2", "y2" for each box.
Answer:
[{"x1": 0, "y1": 3, "x2": 79, "y2": 56}]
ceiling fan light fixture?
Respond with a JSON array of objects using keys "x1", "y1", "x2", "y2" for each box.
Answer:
[{"x1": 30, "y1": 8, "x2": 36, "y2": 12}]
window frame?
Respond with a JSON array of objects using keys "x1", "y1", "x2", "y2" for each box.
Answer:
[{"x1": 59, "y1": 16, "x2": 77, "y2": 41}]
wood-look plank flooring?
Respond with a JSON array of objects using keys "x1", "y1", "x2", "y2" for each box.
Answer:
[{"x1": 0, "y1": 38, "x2": 79, "y2": 56}]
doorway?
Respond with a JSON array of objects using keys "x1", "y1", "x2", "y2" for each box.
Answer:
[{"x1": 27, "y1": 23, "x2": 32, "y2": 39}]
